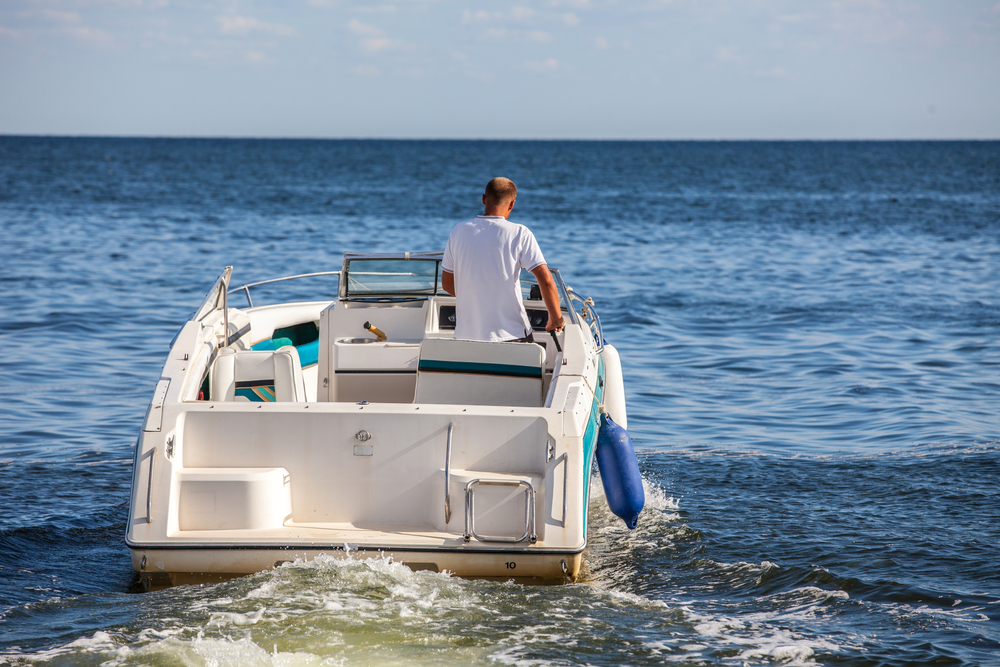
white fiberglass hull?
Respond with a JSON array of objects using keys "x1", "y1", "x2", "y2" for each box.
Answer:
[
  {"x1": 131, "y1": 547, "x2": 582, "y2": 588},
  {"x1": 127, "y1": 260, "x2": 616, "y2": 588}
]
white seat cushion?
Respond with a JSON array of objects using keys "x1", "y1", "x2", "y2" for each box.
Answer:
[
  {"x1": 414, "y1": 338, "x2": 546, "y2": 407},
  {"x1": 211, "y1": 346, "x2": 307, "y2": 402}
]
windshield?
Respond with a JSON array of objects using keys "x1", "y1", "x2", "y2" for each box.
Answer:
[{"x1": 343, "y1": 258, "x2": 439, "y2": 298}]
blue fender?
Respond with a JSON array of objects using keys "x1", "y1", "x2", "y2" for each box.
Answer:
[{"x1": 596, "y1": 413, "x2": 645, "y2": 529}]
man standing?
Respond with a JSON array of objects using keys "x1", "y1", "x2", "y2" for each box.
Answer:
[{"x1": 441, "y1": 177, "x2": 565, "y2": 342}]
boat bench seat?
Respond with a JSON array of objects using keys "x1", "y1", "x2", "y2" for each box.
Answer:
[
  {"x1": 211, "y1": 346, "x2": 307, "y2": 402},
  {"x1": 413, "y1": 338, "x2": 546, "y2": 407}
]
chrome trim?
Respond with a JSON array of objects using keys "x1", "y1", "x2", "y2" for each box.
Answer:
[
  {"x1": 222, "y1": 271, "x2": 229, "y2": 350},
  {"x1": 340, "y1": 253, "x2": 444, "y2": 301},
  {"x1": 567, "y1": 289, "x2": 604, "y2": 351},
  {"x1": 228, "y1": 271, "x2": 342, "y2": 307},
  {"x1": 343, "y1": 251, "x2": 443, "y2": 260},
  {"x1": 194, "y1": 266, "x2": 233, "y2": 323},
  {"x1": 145, "y1": 447, "x2": 156, "y2": 524},
  {"x1": 551, "y1": 269, "x2": 579, "y2": 326},
  {"x1": 445, "y1": 422, "x2": 454, "y2": 525}
]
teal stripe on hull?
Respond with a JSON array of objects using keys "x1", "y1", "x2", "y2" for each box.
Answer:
[
  {"x1": 418, "y1": 359, "x2": 542, "y2": 378},
  {"x1": 581, "y1": 353, "x2": 606, "y2": 534}
]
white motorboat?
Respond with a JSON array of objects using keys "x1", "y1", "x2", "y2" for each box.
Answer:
[{"x1": 126, "y1": 252, "x2": 640, "y2": 588}]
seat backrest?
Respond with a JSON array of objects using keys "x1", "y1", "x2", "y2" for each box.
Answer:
[
  {"x1": 413, "y1": 338, "x2": 546, "y2": 407},
  {"x1": 211, "y1": 346, "x2": 307, "y2": 402}
]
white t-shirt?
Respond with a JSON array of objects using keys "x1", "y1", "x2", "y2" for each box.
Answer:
[{"x1": 442, "y1": 216, "x2": 546, "y2": 342}]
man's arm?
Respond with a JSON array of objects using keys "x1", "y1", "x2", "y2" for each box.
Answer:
[
  {"x1": 529, "y1": 264, "x2": 566, "y2": 332},
  {"x1": 442, "y1": 270, "x2": 455, "y2": 296}
]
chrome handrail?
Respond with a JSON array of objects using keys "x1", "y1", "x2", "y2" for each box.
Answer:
[
  {"x1": 145, "y1": 447, "x2": 156, "y2": 524},
  {"x1": 551, "y1": 269, "x2": 579, "y2": 326},
  {"x1": 567, "y1": 289, "x2": 604, "y2": 351},
  {"x1": 464, "y1": 479, "x2": 536, "y2": 544},
  {"x1": 222, "y1": 271, "x2": 229, "y2": 349},
  {"x1": 227, "y1": 271, "x2": 342, "y2": 308},
  {"x1": 445, "y1": 422, "x2": 454, "y2": 525}
]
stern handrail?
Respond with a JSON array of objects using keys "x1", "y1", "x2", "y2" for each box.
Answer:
[
  {"x1": 445, "y1": 422, "x2": 454, "y2": 524},
  {"x1": 464, "y1": 479, "x2": 537, "y2": 544},
  {"x1": 145, "y1": 447, "x2": 156, "y2": 524}
]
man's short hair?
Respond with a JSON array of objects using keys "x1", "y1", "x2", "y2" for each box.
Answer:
[{"x1": 484, "y1": 177, "x2": 517, "y2": 206}]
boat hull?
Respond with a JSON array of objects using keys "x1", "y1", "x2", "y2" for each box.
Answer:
[
  {"x1": 127, "y1": 263, "x2": 616, "y2": 588},
  {"x1": 131, "y1": 546, "x2": 581, "y2": 589}
]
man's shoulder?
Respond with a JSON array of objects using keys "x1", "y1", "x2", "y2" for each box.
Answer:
[
  {"x1": 502, "y1": 220, "x2": 538, "y2": 243},
  {"x1": 450, "y1": 217, "x2": 486, "y2": 233},
  {"x1": 490, "y1": 217, "x2": 535, "y2": 237},
  {"x1": 450, "y1": 216, "x2": 535, "y2": 240}
]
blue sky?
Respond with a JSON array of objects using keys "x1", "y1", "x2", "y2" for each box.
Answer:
[{"x1": 1, "y1": 1, "x2": 998, "y2": 138}]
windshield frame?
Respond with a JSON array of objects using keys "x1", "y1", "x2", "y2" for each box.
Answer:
[{"x1": 339, "y1": 252, "x2": 444, "y2": 301}]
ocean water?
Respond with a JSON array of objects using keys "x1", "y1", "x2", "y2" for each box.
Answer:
[{"x1": 1, "y1": 137, "x2": 998, "y2": 666}]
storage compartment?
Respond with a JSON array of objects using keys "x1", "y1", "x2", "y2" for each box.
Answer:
[{"x1": 178, "y1": 467, "x2": 291, "y2": 531}]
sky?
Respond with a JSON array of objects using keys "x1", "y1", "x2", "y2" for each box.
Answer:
[{"x1": 1, "y1": 0, "x2": 999, "y2": 139}]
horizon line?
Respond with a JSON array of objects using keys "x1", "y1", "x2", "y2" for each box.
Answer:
[{"x1": 1, "y1": 133, "x2": 998, "y2": 142}]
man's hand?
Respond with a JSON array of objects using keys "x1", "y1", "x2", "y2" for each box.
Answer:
[{"x1": 529, "y1": 264, "x2": 565, "y2": 333}]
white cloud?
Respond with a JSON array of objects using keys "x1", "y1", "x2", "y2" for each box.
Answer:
[
  {"x1": 361, "y1": 37, "x2": 400, "y2": 52},
  {"x1": 714, "y1": 45, "x2": 743, "y2": 63},
  {"x1": 562, "y1": 12, "x2": 580, "y2": 26},
  {"x1": 524, "y1": 57, "x2": 558, "y2": 72},
  {"x1": 357, "y1": 4, "x2": 398, "y2": 14},
  {"x1": 354, "y1": 64, "x2": 382, "y2": 76},
  {"x1": 44, "y1": 10, "x2": 82, "y2": 25},
  {"x1": 347, "y1": 19, "x2": 401, "y2": 52},
  {"x1": 462, "y1": 9, "x2": 495, "y2": 23},
  {"x1": 348, "y1": 18, "x2": 382, "y2": 36},
  {"x1": 64, "y1": 25, "x2": 114, "y2": 45},
  {"x1": 754, "y1": 66, "x2": 800, "y2": 81},
  {"x1": 218, "y1": 16, "x2": 294, "y2": 37},
  {"x1": 44, "y1": 11, "x2": 113, "y2": 46},
  {"x1": 244, "y1": 50, "x2": 268, "y2": 63},
  {"x1": 481, "y1": 27, "x2": 507, "y2": 40},
  {"x1": 39, "y1": 10, "x2": 113, "y2": 45},
  {"x1": 528, "y1": 30, "x2": 552, "y2": 43},
  {"x1": 511, "y1": 6, "x2": 534, "y2": 21},
  {"x1": 595, "y1": 36, "x2": 607, "y2": 49}
]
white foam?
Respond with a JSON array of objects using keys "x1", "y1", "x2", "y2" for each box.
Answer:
[
  {"x1": 740, "y1": 643, "x2": 815, "y2": 663},
  {"x1": 886, "y1": 601, "x2": 989, "y2": 623},
  {"x1": 694, "y1": 618, "x2": 746, "y2": 635},
  {"x1": 0, "y1": 550, "x2": 851, "y2": 667},
  {"x1": 766, "y1": 586, "x2": 850, "y2": 605},
  {"x1": 2, "y1": 630, "x2": 119, "y2": 664}
]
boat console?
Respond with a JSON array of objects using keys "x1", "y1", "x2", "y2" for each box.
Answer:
[{"x1": 202, "y1": 253, "x2": 561, "y2": 407}]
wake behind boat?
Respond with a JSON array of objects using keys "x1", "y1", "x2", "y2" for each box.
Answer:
[{"x1": 126, "y1": 252, "x2": 642, "y2": 588}]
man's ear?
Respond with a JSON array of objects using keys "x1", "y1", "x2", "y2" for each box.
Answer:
[{"x1": 482, "y1": 193, "x2": 488, "y2": 206}]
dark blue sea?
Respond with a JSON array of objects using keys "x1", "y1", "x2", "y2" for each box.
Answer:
[{"x1": 1, "y1": 138, "x2": 998, "y2": 666}]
